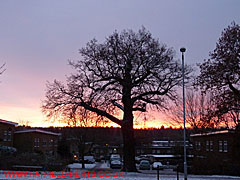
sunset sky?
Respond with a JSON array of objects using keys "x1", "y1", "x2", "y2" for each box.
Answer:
[{"x1": 0, "y1": 0, "x2": 239, "y2": 127}]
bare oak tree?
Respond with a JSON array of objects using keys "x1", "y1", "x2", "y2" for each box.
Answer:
[{"x1": 42, "y1": 27, "x2": 192, "y2": 171}]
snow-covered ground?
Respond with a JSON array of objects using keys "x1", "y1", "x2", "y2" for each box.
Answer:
[
  {"x1": 1, "y1": 162, "x2": 240, "y2": 180},
  {"x1": 67, "y1": 163, "x2": 96, "y2": 170},
  {"x1": 78, "y1": 174, "x2": 240, "y2": 180},
  {"x1": 1, "y1": 170, "x2": 240, "y2": 180},
  {"x1": 0, "y1": 173, "x2": 240, "y2": 180}
]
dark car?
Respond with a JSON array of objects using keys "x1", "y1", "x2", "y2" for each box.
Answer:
[{"x1": 139, "y1": 160, "x2": 150, "y2": 170}]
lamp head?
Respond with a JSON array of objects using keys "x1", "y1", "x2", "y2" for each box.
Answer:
[{"x1": 180, "y1": 47, "x2": 186, "y2": 53}]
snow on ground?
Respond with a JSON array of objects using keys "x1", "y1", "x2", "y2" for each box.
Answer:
[
  {"x1": 98, "y1": 162, "x2": 110, "y2": 169},
  {"x1": 67, "y1": 163, "x2": 96, "y2": 170},
  {"x1": 1, "y1": 162, "x2": 240, "y2": 180},
  {"x1": 1, "y1": 170, "x2": 240, "y2": 180},
  {"x1": 78, "y1": 175, "x2": 240, "y2": 180}
]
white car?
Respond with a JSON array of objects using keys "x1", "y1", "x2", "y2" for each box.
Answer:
[
  {"x1": 152, "y1": 162, "x2": 164, "y2": 170},
  {"x1": 110, "y1": 160, "x2": 122, "y2": 169},
  {"x1": 110, "y1": 154, "x2": 121, "y2": 160},
  {"x1": 84, "y1": 156, "x2": 95, "y2": 164}
]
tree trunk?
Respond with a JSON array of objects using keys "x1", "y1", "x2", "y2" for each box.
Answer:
[
  {"x1": 80, "y1": 144, "x2": 85, "y2": 169},
  {"x1": 121, "y1": 62, "x2": 137, "y2": 172},
  {"x1": 121, "y1": 90, "x2": 137, "y2": 172},
  {"x1": 121, "y1": 121, "x2": 137, "y2": 172}
]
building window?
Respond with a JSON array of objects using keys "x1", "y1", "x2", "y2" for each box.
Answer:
[
  {"x1": 136, "y1": 149, "x2": 140, "y2": 154},
  {"x1": 34, "y1": 138, "x2": 40, "y2": 147},
  {"x1": 42, "y1": 139, "x2": 47, "y2": 147},
  {"x1": 7, "y1": 131, "x2": 11, "y2": 141},
  {"x1": 49, "y1": 139, "x2": 54, "y2": 146},
  {"x1": 219, "y1": 141, "x2": 223, "y2": 152},
  {"x1": 210, "y1": 141, "x2": 213, "y2": 152},
  {"x1": 206, "y1": 141, "x2": 209, "y2": 151},
  {"x1": 54, "y1": 140, "x2": 58, "y2": 147},
  {"x1": 3, "y1": 130, "x2": 12, "y2": 141},
  {"x1": 195, "y1": 141, "x2": 201, "y2": 151},
  {"x1": 152, "y1": 149, "x2": 156, "y2": 154},
  {"x1": 157, "y1": 150, "x2": 160, "y2": 154},
  {"x1": 3, "y1": 131, "x2": 7, "y2": 141},
  {"x1": 223, "y1": 141, "x2": 228, "y2": 152}
]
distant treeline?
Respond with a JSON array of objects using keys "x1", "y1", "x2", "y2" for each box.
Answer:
[{"x1": 15, "y1": 126, "x2": 192, "y2": 144}]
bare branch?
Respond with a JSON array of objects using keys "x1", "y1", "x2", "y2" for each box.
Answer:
[{"x1": 0, "y1": 63, "x2": 6, "y2": 75}]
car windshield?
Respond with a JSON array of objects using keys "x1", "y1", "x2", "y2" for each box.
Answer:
[
  {"x1": 111, "y1": 157, "x2": 120, "y2": 161},
  {"x1": 141, "y1": 161, "x2": 149, "y2": 164}
]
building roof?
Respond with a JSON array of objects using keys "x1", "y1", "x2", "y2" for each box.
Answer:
[
  {"x1": 0, "y1": 119, "x2": 18, "y2": 126},
  {"x1": 15, "y1": 129, "x2": 60, "y2": 136},
  {"x1": 152, "y1": 154, "x2": 194, "y2": 158},
  {"x1": 152, "y1": 140, "x2": 169, "y2": 143},
  {"x1": 190, "y1": 130, "x2": 233, "y2": 137},
  {"x1": 152, "y1": 155, "x2": 175, "y2": 158}
]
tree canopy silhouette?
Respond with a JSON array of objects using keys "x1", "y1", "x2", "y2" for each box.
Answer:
[
  {"x1": 196, "y1": 22, "x2": 240, "y2": 127},
  {"x1": 42, "y1": 27, "x2": 192, "y2": 171}
]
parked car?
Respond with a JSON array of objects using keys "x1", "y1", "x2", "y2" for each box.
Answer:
[
  {"x1": 139, "y1": 160, "x2": 150, "y2": 170},
  {"x1": 135, "y1": 156, "x2": 141, "y2": 164},
  {"x1": 79, "y1": 156, "x2": 95, "y2": 164},
  {"x1": 110, "y1": 159, "x2": 122, "y2": 169},
  {"x1": 152, "y1": 162, "x2": 164, "y2": 170},
  {"x1": 110, "y1": 154, "x2": 121, "y2": 160},
  {"x1": 138, "y1": 155, "x2": 154, "y2": 164},
  {"x1": 110, "y1": 154, "x2": 122, "y2": 169}
]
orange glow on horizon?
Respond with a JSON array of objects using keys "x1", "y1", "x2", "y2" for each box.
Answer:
[
  {"x1": 0, "y1": 103, "x2": 185, "y2": 129},
  {"x1": 26, "y1": 118, "x2": 184, "y2": 129}
]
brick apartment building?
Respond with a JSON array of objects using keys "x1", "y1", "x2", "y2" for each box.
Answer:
[
  {"x1": 0, "y1": 119, "x2": 18, "y2": 147},
  {"x1": 191, "y1": 130, "x2": 240, "y2": 175},
  {"x1": 14, "y1": 129, "x2": 60, "y2": 155}
]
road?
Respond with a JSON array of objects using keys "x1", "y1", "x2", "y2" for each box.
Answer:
[
  {"x1": 90, "y1": 162, "x2": 240, "y2": 180},
  {"x1": 1, "y1": 162, "x2": 239, "y2": 180}
]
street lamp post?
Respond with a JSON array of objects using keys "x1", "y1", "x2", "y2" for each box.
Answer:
[{"x1": 180, "y1": 47, "x2": 187, "y2": 180}]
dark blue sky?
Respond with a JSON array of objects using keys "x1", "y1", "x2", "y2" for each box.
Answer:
[{"x1": 0, "y1": 0, "x2": 239, "y2": 127}]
